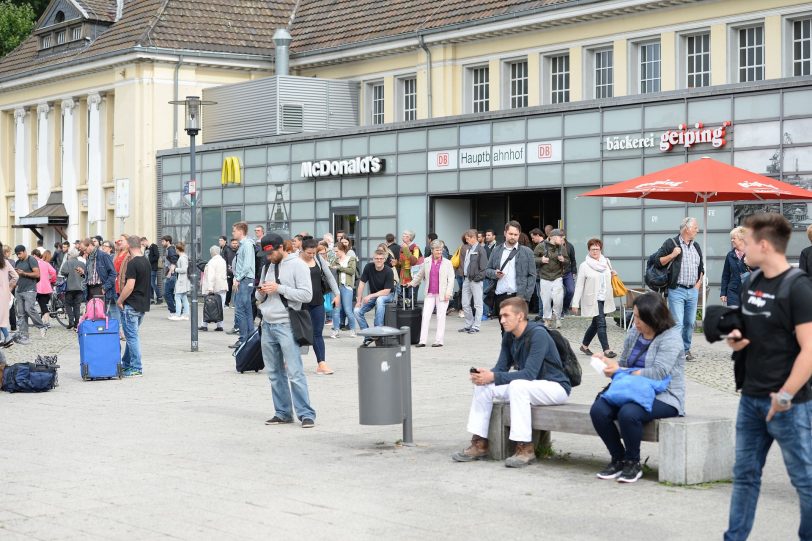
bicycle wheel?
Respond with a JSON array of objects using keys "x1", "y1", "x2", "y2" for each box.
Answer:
[{"x1": 50, "y1": 294, "x2": 69, "y2": 328}]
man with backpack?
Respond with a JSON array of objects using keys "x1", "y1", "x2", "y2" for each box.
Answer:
[
  {"x1": 13, "y1": 245, "x2": 48, "y2": 345},
  {"x1": 723, "y1": 213, "x2": 812, "y2": 541},
  {"x1": 651, "y1": 217, "x2": 704, "y2": 361},
  {"x1": 535, "y1": 229, "x2": 569, "y2": 329},
  {"x1": 452, "y1": 297, "x2": 571, "y2": 468}
]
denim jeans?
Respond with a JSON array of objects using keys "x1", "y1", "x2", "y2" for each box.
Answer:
[
  {"x1": 150, "y1": 270, "x2": 159, "y2": 302},
  {"x1": 261, "y1": 321, "x2": 316, "y2": 421},
  {"x1": 234, "y1": 278, "x2": 255, "y2": 343},
  {"x1": 582, "y1": 300, "x2": 610, "y2": 352},
  {"x1": 482, "y1": 278, "x2": 494, "y2": 317},
  {"x1": 164, "y1": 275, "x2": 176, "y2": 313},
  {"x1": 120, "y1": 305, "x2": 145, "y2": 373},
  {"x1": 354, "y1": 292, "x2": 395, "y2": 329},
  {"x1": 332, "y1": 285, "x2": 356, "y2": 331},
  {"x1": 725, "y1": 395, "x2": 812, "y2": 541},
  {"x1": 107, "y1": 301, "x2": 121, "y2": 324},
  {"x1": 308, "y1": 303, "x2": 326, "y2": 363},
  {"x1": 173, "y1": 292, "x2": 190, "y2": 317},
  {"x1": 590, "y1": 396, "x2": 678, "y2": 462},
  {"x1": 562, "y1": 272, "x2": 575, "y2": 312},
  {"x1": 667, "y1": 285, "x2": 698, "y2": 353}
]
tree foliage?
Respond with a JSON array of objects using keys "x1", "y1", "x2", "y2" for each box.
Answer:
[{"x1": 0, "y1": 1, "x2": 36, "y2": 57}]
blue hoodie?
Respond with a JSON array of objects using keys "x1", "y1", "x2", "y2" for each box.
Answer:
[{"x1": 491, "y1": 322, "x2": 571, "y2": 394}]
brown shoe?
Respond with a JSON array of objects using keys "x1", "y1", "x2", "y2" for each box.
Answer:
[
  {"x1": 505, "y1": 442, "x2": 537, "y2": 468},
  {"x1": 316, "y1": 362, "x2": 334, "y2": 375},
  {"x1": 451, "y1": 435, "x2": 489, "y2": 462}
]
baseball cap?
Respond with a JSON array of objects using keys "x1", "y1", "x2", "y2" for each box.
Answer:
[
  {"x1": 14, "y1": 244, "x2": 26, "y2": 254},
  {"x1": 261, "y1": 233, "x2": 284, "y2": 252}
]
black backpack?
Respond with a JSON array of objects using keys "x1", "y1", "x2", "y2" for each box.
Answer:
[
  {"x1": 546, "y1": 328, "x2": 582, "y2": 387},
  {"x1": 203, "y1": 293, "x2": 223, "y2": 323}
]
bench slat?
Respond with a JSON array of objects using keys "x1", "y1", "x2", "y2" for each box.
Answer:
[{"x1": 500, "y1": 403, "x2": 659, "y2": 441}]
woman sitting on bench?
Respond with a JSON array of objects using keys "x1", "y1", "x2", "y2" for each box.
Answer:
[{"x1": 589, "y1": 292, "x2": 685, "y2": 483}]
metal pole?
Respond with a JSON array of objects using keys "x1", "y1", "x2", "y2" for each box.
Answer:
[
  {"x1": 190, "y1": 133, "x2": 198, "y2": 352},
  {"x1": 400, "y1": 326, "x2": 414, "y2": 446}
]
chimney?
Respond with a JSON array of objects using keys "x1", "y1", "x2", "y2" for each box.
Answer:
[
  {"x1": 273, "y1": 28, "x2": 292, "y2": 77},
  {"x1": 115, "y1": 0, "x2": 123, "y2": 21}
]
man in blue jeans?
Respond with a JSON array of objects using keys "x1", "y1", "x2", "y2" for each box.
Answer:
[
  {"x1": 653, "y1": 217, "x2": 703, "y2": 361},
  {"x1": 256, "y1": 233, "x2": 316, "y2": 428},
  {"x1": 724, "y1": 213, "x2": 812, "y2": 541},
  {"x1": 117, "y1": 236, "x2": 151, "y2": 377},
  {"x1": 230, "y1": 222, "x2": 256, "y2": 350},
  {"x1": 160, "y1": 235, "x2": 178, "y2": 314},
  {"x1": 354, "y1": 249, "x2": 395, "y2": 346}
]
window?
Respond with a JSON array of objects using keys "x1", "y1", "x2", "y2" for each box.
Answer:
[
  {"x1": 40, "y1": 35, "x2": 51, "y2": 49},
  {"x1": 686, "y1": 33, "x2": 711, "y2": 88},
  {"x1": 401, "y1": 77, "x2": 416, "y2": 121},
  {"x1": 508, "y1": 60, "x2": 528, "y2": 109},
  {"x1": 793, "y1": 18, "x2": 812, "y2": 76},
  {"x1": 639, "y1": 41, "x2": 661, "y2": 93},
  {"x1": 370, "y1": 82, "x2": 384, "y2": 125},
  {"x1": 470, "y1": 66, "x2": 489, "y2": 113},
  {"x1": 56, "y1": 30, "x2": 66, "y2": 45},
  {"x1": 72, "y1": 26, "x2": 81, "y2": 41},
  {"x1": 550, "y1": 54, "x2": 570, "y2": 104},
  {"x1": 738, "y1": 25, "x2": 764, "y2": 82},
  {"x1": 594, "y1": 48, "x2": 614, "y2": 99}
]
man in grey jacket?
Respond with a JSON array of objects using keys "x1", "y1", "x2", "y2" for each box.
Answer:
[
  {"x1": 484, "y1": 221, "x2": 537, "y2": 333},
  {"x1": 256, "y1": 233, "x2": 317, "y2": 429},
  {"x1": 460, "y1": 229, "x2": 489, "y2": 334}
]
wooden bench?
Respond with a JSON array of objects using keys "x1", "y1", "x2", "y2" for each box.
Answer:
[{"x1": 487, "y1": 402, "x2": 734, "y2": 485}]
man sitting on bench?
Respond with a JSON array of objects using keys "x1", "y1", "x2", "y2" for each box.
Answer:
[{"x1": 452, "y1": 297, "x2": 571, "y2": 468}]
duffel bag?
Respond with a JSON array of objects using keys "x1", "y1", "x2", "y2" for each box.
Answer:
[{"x1": 2, "y1": 362, "x2": 57, "y2": 393}]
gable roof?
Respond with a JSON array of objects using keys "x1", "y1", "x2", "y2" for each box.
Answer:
[{"x1": 0, "y1": 0, "x2": 689, "y2": 83}]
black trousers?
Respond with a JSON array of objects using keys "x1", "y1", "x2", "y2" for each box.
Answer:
[
  {"x1": 65, "y1": 290, "x2": 83, "y2": 327},
  {"x1": 225, "y1": 275, "x2": 234, "y2": 306}
]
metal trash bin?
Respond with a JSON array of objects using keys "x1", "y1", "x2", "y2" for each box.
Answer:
[{"x1": 356, "y1": 326, "x2": 414, "y2": 444}]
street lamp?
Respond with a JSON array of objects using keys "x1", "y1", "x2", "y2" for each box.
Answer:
[{"x1": 169, "y1": 96, "x2": 216, "y2": 352}]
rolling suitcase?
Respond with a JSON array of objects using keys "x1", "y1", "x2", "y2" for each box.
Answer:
[
  {"x1": 234, "y1": 327, "x2": 264, "y2": 373},
  {"x1": 78, "y1": 318, "x2": 122, "y2": 380},
  {"x1": 397, "y1": 287, "x2": 422, "y2": 345}
]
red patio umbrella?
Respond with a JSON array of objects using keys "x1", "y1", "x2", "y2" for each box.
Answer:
[{"x1": 581, "y1": 157, "x2": 812, "y2": 311}]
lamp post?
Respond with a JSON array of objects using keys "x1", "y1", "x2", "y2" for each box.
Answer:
[{"x1": 169, "y1": 96, "x2": 216, "y2": 352}]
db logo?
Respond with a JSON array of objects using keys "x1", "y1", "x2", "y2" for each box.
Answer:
[
  {"x1": 436, "y1": 152, "x2": 450, "y2": 167},
  {"x1": 537, "y1": 144, "x2": 553, "y2": 159}
]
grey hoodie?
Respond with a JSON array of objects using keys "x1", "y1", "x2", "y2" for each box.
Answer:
[{"x1": 256, "y1": 253, "x2": 313, "y2": 324}]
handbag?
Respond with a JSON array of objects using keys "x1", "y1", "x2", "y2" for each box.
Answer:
[
  {"x1": 483, "y1": 247, "x2": 519, "y2": 307},
  {"x1": 273, "y1": 265, "x2": 314, "y2": 346},
  {"x1": 607, "y1": 260, "x2": 628, "y2": 298},
  {"x1": 451, "y1": 246, "x2": 461, "y2": 269}
]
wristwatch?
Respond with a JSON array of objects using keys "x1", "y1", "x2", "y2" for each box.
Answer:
[{"x1": 776, "y1": 390, "x2": 794, "y2": 408}]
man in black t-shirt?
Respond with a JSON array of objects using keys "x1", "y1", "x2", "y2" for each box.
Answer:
[
  {"x1": 724, "y1": 213, "x2": 812, "y2": 541},
  {"x1": 117, "y1": 236, "x2": 152, "y2": 378},
  {"x1": 353, "y1": 249, "x2": 395, "y2": 343}
]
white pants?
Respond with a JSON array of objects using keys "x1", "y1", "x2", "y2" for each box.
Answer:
[
  {"x1": 420, "y1": 293, "x2": 448, "y2": 345},
  {"x1": 462, "y1": 278, "x2": 483, "y2": 330},
  {"x1": 540, "y1": 278, "x2": 564, "y2": 320},
  {"x1": 466, "y1": 380, "x2": 568, "y2": 443}
]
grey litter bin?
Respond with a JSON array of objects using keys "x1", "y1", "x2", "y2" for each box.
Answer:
[{"x1": 356, "y1": 326, "x2": 414, "y2": 445}]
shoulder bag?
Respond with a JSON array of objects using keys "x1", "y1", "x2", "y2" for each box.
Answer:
[
  {"x1": 607, "y1": 260, "x2": 628, "y2": 298},
  {"x1": 451, "y1": 246, "x2": 461, "y2": 269},
  {"x1": 483, "y1": 247, "x2": 519, "y2": 307},
  {"x1": 273, "y1": 264, "x2": 314, "y2": 346}
]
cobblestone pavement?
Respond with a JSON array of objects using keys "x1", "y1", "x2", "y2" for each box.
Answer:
[{"x1": 0, "y1": 306, "x2": 802, "y2": 540}]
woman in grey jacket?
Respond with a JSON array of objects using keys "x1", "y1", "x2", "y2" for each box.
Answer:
[{"x1": 589, "y1": 292, "x2": 685, "y2": 483}]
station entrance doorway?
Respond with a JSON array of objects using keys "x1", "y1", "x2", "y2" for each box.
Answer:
[{"x1": 429, "y1": 189, "x2": 561, "y2": 247}]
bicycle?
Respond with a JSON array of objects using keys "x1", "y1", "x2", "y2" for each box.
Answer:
[{"x1": 48, "y1": 278, "x2": 70, "y2": 328}]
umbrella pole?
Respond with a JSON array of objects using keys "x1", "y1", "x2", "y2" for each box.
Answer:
[{"x1": 702, "y1": 198, "x2": 708, "y2": 322}]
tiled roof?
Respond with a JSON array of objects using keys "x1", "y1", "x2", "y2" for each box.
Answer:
[
  {"x1": 289, "y1": 0, "x2": 570, "y2": 53},
  {"x1": 0, "y1": 0, "x2": 590, "y2": 81}
]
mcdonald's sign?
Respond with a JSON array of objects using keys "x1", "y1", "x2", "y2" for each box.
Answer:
[{"x1": 221, "y1": 156, "x2": 242, "y2": 185}]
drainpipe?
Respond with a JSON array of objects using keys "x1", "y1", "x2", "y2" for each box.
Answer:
[
  {"x1": 172, "y1": 55, "x2": 183, "y2": 148},
  {"x1": 418, "y1": 35, "x2": 432, "y2": 118}
]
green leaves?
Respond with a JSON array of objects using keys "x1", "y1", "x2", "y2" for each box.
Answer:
[{"x1": 0, "y1": 1, "x2": 36, "y2": 57}]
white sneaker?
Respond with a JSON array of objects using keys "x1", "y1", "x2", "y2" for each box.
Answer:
[
  {"x1": 458, "y1": 311, "x2": 465, "y2": 318},
  {"x1": 168, "y1": 315, "x2": 180, "y2": 321},
  {"x1": 330, "y1": 330, "x2": 340, "y2": 338},
  {"x1": 349, "y1": 330, "x2": 357, "y2": 338},
  {"x1": 181, "y1": 315, "x2": 190, "y2": 321}
]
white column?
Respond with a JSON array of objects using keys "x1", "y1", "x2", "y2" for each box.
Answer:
[
  {"x1": 13, "y1": 107, "x2": 29, "y2": 224},
  {"x1": 61, "y1": 99, "x2": 78, "y2": 241},
  {"x1": 87, "y1": 93, "x2": 103, "y2": 233},
  {"x1": 36, "y1": 103, "x2": 51, "y2": 208}
]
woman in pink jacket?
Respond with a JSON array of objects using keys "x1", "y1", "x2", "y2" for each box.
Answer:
[{"x1": 32, "y1": 249, "x2": 57, "y2": 324}]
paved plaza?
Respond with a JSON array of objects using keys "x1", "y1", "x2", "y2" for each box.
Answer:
[{"x1": 0, "y1": 308, "x2": 803, "y2": 540}]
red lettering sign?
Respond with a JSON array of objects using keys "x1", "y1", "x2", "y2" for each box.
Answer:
[
  {"x1": 436, "y1": 152, "x2": 450, "y2": 167},
  {"x1": 537, "y1": 144, "x2": 552, "y2": 159}
]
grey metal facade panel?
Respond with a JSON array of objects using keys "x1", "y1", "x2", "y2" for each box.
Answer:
[{"x1": 202, "y1": 75, "x2": 360, "y2": 143}]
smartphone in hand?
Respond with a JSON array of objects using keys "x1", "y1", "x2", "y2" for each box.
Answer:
[{"x1": 470, "y1": 367, "x2": 479, "y2": 374}]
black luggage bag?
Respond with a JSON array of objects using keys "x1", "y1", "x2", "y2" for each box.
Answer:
[
  {"x1": 203, "y1": 293, "x2": 223, "y2": 324},
  {"x1": 234, "y1": 327, "x2": 264, "y2": 373},
  {"x1": 397, "y1": 287, "x2": 422, "y2": 345}
]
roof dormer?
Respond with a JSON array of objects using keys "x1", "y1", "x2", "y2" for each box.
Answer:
[{"x1": 34, "y1": 0, "x2": 117, "y2": 55}]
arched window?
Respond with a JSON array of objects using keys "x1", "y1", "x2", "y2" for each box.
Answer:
[{"x1": 55, "y1": 11, "x2": 65, "y2": 23}]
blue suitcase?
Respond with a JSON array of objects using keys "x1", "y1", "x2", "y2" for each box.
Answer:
[{"x1": 78, "y1": 318, "x2": 122, "y2": 380}]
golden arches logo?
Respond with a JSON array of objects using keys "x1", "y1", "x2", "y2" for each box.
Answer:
[{"x1": 221, "y1": 156, "x2": 242, "y2": 185}]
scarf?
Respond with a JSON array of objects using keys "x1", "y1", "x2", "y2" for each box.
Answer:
[{"x1": 584, "y1": 254, "x2": 610, "y2": 274}]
